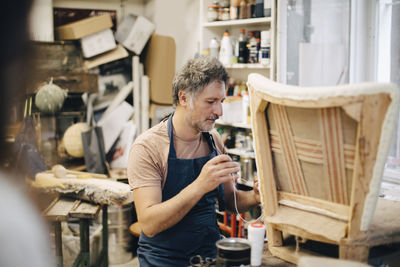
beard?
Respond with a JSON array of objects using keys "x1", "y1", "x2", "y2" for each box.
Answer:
[{"x1": 190, "y1": 114, "x2": 219, "y2": 132}]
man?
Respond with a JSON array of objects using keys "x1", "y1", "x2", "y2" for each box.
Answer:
[{"x1": 128, "y1": 56, "x2": 260, "y2": 266}]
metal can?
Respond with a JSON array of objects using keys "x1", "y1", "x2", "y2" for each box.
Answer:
[{"x1": 216, "y1": 238, "x2": 251, "y2": 267}]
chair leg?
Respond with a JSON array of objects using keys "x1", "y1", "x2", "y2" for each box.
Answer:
[
  {"x1": 339, "y1": 243, "x2": 369, "y2": 262},
  {"x1": 267, "y1": 224, "x2": 283, "y2": 247}
]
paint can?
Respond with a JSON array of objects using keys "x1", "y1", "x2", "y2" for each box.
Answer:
[{"x1": 216, "y1": 238, "x2": 251, "y2": 267}]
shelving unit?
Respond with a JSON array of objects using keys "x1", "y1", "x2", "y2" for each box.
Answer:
[
  {"x1": 199, "y1": 1, "x2": 276, "y2": 194},
  {"x1": 199, "y1": 0, "x2": 276, "y2": 81}
]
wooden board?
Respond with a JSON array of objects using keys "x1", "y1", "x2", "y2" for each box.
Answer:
[
  {"x1": 44, "y1": 197, "x2": 79, "y2": 221},
  {"x1": 69, "y1": 201, "x2": 101, "y2": 219}
]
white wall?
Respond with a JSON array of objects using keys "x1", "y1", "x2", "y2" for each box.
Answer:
[{"x1": 143, "y1": 0, "x2": 200, "y2": 70}]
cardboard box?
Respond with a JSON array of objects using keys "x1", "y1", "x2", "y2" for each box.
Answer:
[
  {"x1": 84, "y1": 45, "x2": 129, "y2": 70},
  {"x1": 81, "y1": 28, "x2": 116, "y2": 58},
  {"x1": 115, "y1": 14, "x2": 155, "y2": 55},
  {"x1": 56, "y1": 14, "x2": 113, "y2": 40},
  {"x1": 145, "y1": 35, "x2": 176, "y2": 105}
]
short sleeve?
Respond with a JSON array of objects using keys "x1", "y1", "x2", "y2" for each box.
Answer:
[{"x1": 127, "y1": 143, "x2": 163, "y2": 190}]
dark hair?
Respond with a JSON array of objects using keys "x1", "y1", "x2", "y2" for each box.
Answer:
[{"x1": 172, "y1": 55, "x2": 229, "y2": 105}]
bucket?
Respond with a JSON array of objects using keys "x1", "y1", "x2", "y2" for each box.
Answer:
[
  {"x1": 107, "y1": 204, "x2": 134, "y2": 265},
  {"x1": 216, "y1": 238, "x2": 251, "y2": 267}
]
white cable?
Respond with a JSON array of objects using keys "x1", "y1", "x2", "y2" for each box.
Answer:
[{"x1": 232, "y1": 180, "x2": 262, "y2": 224}]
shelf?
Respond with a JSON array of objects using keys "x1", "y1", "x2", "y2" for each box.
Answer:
[
  {"x1": 226, "y1": 148, "x2": 255, "y2": 159},
  {"x1": 216, "y1": 119, "x2": 252, "y2": 129},
  {"x1": 224, "y1": 63, "x2": 269, "y2": 69},
  {"x1": 203, "y1": 17, "x2": 271, "y2": 28}
]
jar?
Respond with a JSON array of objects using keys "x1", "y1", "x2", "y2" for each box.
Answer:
[
  {"x1": 207, "y1": 5, "x2": 219, "y2": 22},
  {"x1": 220, "y1": 0, "x2": 230, "y2": 8},
  {"x1": 235, "y1": 130, "x2": 246, "y2": 149},
  {"x1": 216, "y1": 238, "x2": 251, "y2": 267},
  {"x1": 221, "y1": 8, "x2": 231, "y2": 20},
  {"x1": 218, "y1": 7, "x2": 224, "y2": 21}
]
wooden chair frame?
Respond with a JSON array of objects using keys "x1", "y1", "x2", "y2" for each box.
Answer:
[{"x1": 247, "y1": 73, "x2": 399, "y2": 263}]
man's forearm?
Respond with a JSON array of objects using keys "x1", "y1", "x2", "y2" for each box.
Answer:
[
  {"x1": 137, "y1": 181, "x2": 204, "y2": 237},
  {"x1": 225, "y1": 189, "x2": 260, "y2": 214}
]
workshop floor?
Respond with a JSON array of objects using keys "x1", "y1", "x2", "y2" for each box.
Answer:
[{"x1": 110, "y1": 256, "x2": 139, "y2": 267}]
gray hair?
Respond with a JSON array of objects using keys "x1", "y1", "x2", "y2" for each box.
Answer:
[{"x1": 172, "y1": 55, "x2": 229, "y2": 105}]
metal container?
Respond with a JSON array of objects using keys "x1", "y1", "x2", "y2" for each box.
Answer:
[
  {"x1": 216, "y1": 238, "x2": 251, "y2": 267},
  {"x1": 107, "y1": 204, "x2": 134, "y2": 265},
  {"x1": 241, "y1": 157, "x2": 254, "y2": 182}
]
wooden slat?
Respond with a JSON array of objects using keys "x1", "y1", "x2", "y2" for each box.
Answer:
[
  {"x1": 278, "y1": 191, "x2": 350, "y2": 222},
  {"x1": 268, "y1": 244, "x2": 321, "y2": 264},
  {"x1": 270, "y1": 130, "x2": 355, "y2": 169},
  {"x1": 271, "y1": 104, "x2": 308, "y2": 195},
  {"x1": 349, "y1": 93, "x2": 392, "y2": 238},
  {"x1": 319, "y1": 107, "x2": 348, "y2": 204},
  {"x1": 265, "y1": 206, "x2": 348, "y2": 244},
  {"x1": 44, "y1": 197, "x2": 79, "y2": 221},
  {"x1": 249, "y1": 86, "x2": 279, "y2": 217},
  {"x1": 69, "y1": 201, "x2": 101, "y2": 219}
]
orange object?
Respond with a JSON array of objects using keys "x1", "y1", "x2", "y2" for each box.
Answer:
[{"x1": 218, "y1": 211, "x2": 245, "y2": 238}]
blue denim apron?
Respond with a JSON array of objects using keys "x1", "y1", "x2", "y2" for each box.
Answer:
[{"x1": 137, "y1": 115, "x2": 225, "y2": 267}]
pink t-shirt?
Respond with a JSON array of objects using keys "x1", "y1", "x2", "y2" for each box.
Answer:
[{"x1": 127, "y1": 119, "x2": 226, "y2": 190}]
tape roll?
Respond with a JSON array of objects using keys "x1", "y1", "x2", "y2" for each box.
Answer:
[{"x1": 247, "y1": 222, "x2": 266, "y2": 266}]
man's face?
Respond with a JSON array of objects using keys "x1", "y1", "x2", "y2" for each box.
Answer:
[{"x1": 184, "y1": 80, "x2": 226, "y2": 132}]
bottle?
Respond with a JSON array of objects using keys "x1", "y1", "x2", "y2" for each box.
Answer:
[
  {"x1": 247, "y1": 31, "x2": 258, "y2": 63},
  {"x1": 230, "y1": 0, "x2": 239, "y2": 20},
  {"x1": 219, "y1": 30, "x2": 233, "y2": 66},
  {"x1": 255, "y1": 0, "x2": 264, "y2": 17},
  {"x1": 209, "y1": 38, "x2": 219, "y2": 59},
  {"x1": 239, "y1": 0, "x2": 247, "y2": 19},
  {"x1": 260, "y1": 30, "x2": 270, "y2": 65},
  {"x1": 247, "y1": 0, "x2": 255, "y2": 19},
  {"x1": 264, "y1": 0, "x2": 272, "y2": 17},
  {"x1": 238, "y1": 29, "x2": 248, "y2": 63}
]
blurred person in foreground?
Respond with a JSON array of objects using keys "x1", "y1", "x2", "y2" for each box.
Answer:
[
  {"x1": 0, "y1": 0, "x2": 54, "y2": 266},
  {"x1": 128, "y1": 56, "x2": 260, "y2": 266}
]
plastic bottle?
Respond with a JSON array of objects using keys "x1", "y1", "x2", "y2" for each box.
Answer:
[
  {"x1": 247, "y1": 31, "x2": 258, "y2": 63},
  {"x1": 230, "y1": 0, "x2": 239, "y2": 20},
  {"x1": 209, "y1": 38, "x2": 219, "y2": 59},
  {"x1": 260, "y1": 30, "x2": 270, "y2": 65},
  {"x1": 238, "y1": 29, "x2": 248, "y2": 63},
  {"x1": 219, "y1": 30, "x2": 233, "y2": 66},
  {"x1": 255, "y1": 0, "x2": 264, "y2": 17}
]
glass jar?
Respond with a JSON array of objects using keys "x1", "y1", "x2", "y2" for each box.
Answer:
[
  {"x1": 208, "y1": 5, "x2": 219, "y2": 22},
  {"x1": 221, "y1": 8, "x2": 231, "y2": 20}
]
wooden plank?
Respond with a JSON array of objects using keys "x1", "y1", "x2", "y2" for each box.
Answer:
[
  {"x1": 348, "y1": 94, "x2": 392, "y2": 239},
  {"x1": 69, "y1": 201, "x2": 101, "y2": 219},
  {"x1": 268, "y1": 245, "x2": 321, "y2": 264},
  {"x1": 32, "y1": 41, "x2": 83, "y2": 73},
  {"x1": 28, "y1": 71, "x2": 98, "y2": 94},
  {"x1": 249, "y1": 85, "x2": 278, "y2": 216},
  {"x1": 44, "y1": 197, "x2": 79, "y2": 221},
  {"x1": 278, "y1": 192, "x2": 350, "y2": 222}
]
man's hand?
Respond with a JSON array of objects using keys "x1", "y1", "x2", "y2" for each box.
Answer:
[{"x1": 195, "y1": 154, "x2": 240, "y2": 194}]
